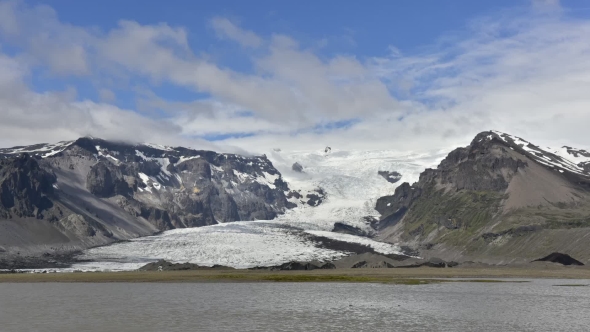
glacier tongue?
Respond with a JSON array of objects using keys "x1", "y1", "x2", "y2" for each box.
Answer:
[
  {"x1": 74, "y1": 148, "x2": 446, "y2": 271},
  {"x1": 267, "y1": 148, "x2": 449, "y2": 232}
]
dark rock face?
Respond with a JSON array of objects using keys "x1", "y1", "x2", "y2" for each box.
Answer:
[
  {"x1": 374, "y1": 131, "x2": 530, "y2": 232},
  {"x1": 351, "y1": 261, "x2": 368, "y2": 268},
  {"x1": 374, "y1": 183, "x2": 422, "y2": 230},
  {"x1": 70, "y1": 138, "x2": 294, "y2": 227},
  {"x1": 86, "y1": 162, "x2": 132, "y2": 198},
  {"x1": 292, "y1": 162, "x2": 304, "y2": 173},
  {"x1": 320, "y1": 262, "x2": 336, "y2": 269},
  {"x1": 422, "y1": 257, "x2": 446, "y2": 268},
  {"x1": 273, "y1": 261, "x2": 321, "y2": 271},
  {"x1": 351, "y1": 260, "x2": 394, "y2": 268},
  {"x1": 332, "y1": 222, "x2": 368, "y2": 237},
  {"x1": 0, "y1": 154, "x2": 56, "y2": 219},
  {"x1": 287, "y1": 190, "x2": 302, "y2": 199},
  {"x1": 533, "y1": 253, "x2": 584, "y2": 266},
  {"x1": 250, "y1": 261, "x2": 337, "y2": 271},
  {"x1": 378, "y1": 171, "x2": 402, "y2": 184},
  {"x1": 306, "y1": 188, "x2": 326, "y2": 207},
  {"x1": 139, "y1": 259, "x2": 234, "y2": 271},
  {"x1": 431, "y1": 132, "x2": 528, "y2": 192}
]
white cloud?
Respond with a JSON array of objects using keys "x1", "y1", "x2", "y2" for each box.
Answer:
[
  {"x1": 0, "y1": 52, "x2": 223, "y2": 152},
  {"x1": 0, "y1": 0, "x2": 588, "y2": 156},
  {"x1": 0, "y1": 1, "x2": 90, "y2": 75},
  {"x1": 210, "y1": 17, "x2": 262, "y2": 48},
  {"x1": 367, "y1": 10, "x2": 590, "y2": 151}
]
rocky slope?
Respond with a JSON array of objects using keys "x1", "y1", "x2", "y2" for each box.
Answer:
[
  {"x1": 0, "y1": 137, "x2": 294, "y2": 257},
  {"x1": 374, "y1": 131, "x2": 590, "y2": 264}
]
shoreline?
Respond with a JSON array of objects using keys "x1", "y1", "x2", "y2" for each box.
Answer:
[{"x1": 1, "y1": 266, "x2": 589, "y2": 283}]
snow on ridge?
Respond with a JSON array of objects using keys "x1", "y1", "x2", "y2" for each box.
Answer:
[
  {"x1": 491, "y1": 131, "x2": 589, "y2": 177},
  {"x1": 0, "y1": 140, "x2": 74, "y2": 158},
  {"x1": 134, "y1": 150, "x2": 172, "y2": 185},
  {"x1": 175, "y1": 155, "x2": 200, "y2": 166},
  {"x1": 142, "y1": 142, "x2": 174, "y2": 151}
]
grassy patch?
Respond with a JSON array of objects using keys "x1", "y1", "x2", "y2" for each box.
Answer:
[
  {"x1": 0, "y1": 266, "x2": 587, "y2": 283},
  {"x1": 401, "y1": 188, "x2": 503, "y2": 246},
  {"x1": 259, "y1": 274, "x2": 444, "y2": 284}
]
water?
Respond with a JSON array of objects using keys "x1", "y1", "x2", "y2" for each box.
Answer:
[{"x1": 1, "y1": 279, "x2": 589, "y2": 331}]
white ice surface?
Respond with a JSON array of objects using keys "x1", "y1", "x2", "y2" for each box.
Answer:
[
  {"x1": 266, "y1": 148, "x2": 448, "y2": 232},
  {"x1": 76, "y1": 222, "x2": 349, "y2": 270}
]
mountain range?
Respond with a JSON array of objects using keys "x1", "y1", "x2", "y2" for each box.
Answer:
[{"x1": 1, "y1": 131, "x2": 589, "y2": 267}]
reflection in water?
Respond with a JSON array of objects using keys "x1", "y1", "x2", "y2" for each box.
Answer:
[{"x1": 0, "y1": 279, "x2": 589, "y2": 332}]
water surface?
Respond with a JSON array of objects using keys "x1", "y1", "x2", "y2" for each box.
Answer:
[{"x1": 1, "y1": 279, "x2": 588, "y2": 331}]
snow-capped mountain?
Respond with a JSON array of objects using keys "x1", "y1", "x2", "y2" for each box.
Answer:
[
  {"x1": 375, "y1": 130, "x2": 590, "y2": 264},
  {"x1": 0, "y1": 137, "x2": 294, "y2": 257},
  {"x1": 2, "y1": 130, "x2": 590, "y2": 269}
]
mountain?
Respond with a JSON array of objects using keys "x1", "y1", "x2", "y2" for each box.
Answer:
[
  {"x1": 3, "y1": 132, "x2": 589, "y2": 268},
  {"x1": 0, "y1": 137, "x2": 294, "y2": 257},
  {"x1": 74, "y1": 148, "x2": 443, "y2": 271},
  {"x1": 374, "y1": 131, "x2": 590, "y2": 264}
]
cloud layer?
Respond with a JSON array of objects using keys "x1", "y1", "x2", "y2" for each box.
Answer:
[{"x1": 0, "y1": 0, "x2": 588, "y2": 154}]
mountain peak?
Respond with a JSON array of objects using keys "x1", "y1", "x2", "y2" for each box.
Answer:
[{"x1": 467, "y1": 130, "x2": 590, "y2": 179}]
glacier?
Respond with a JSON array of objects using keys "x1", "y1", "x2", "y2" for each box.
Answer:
[{"x1": 73, "y1": 148, "x2": 448, "y2": 271}]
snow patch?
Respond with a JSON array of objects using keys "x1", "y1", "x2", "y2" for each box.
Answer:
[
  {"x1": 255, "y1": 171, "x2": 279, "y2": 189},
  {"x1": 175, "y1": 155, "x2": 200, "y2": 166}
]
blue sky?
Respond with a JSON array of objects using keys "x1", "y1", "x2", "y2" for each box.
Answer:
[
  {"x1": 1, "y1": 0, "x2": 590, "y2": 151},
  {"x1": 20, "y1": 0, "x2": 525, "y2": 103}
]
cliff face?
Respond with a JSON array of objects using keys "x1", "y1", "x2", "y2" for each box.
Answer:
[
  {"x1": 0, "y1": 138, "x2": 294, "y2": 256},
  {"x1": 0, "y1": 155, "x2": 56, "y2": 219},
  {"x1": 375, "y1": 131, "x2": 590, "y2": 264}
]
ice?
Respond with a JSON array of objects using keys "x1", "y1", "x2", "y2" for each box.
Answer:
[
  {"x1": 266, "y1": 148, "x2": 447, "y2": 232},
  {"x1": 77, "y1": 222, "x2": 350, "y2": 270}
]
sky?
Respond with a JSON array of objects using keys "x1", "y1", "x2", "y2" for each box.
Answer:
[{"x1": 0, "y1": 0, "x2": 589, "y2": 153}]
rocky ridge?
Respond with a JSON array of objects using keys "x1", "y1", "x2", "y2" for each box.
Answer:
[
  {"x1": 374, "y1": 131, "x2": 590, "y2": 264},
  {"x1": 0, "y1": 137, "x2": 296, "y2": 257}
]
